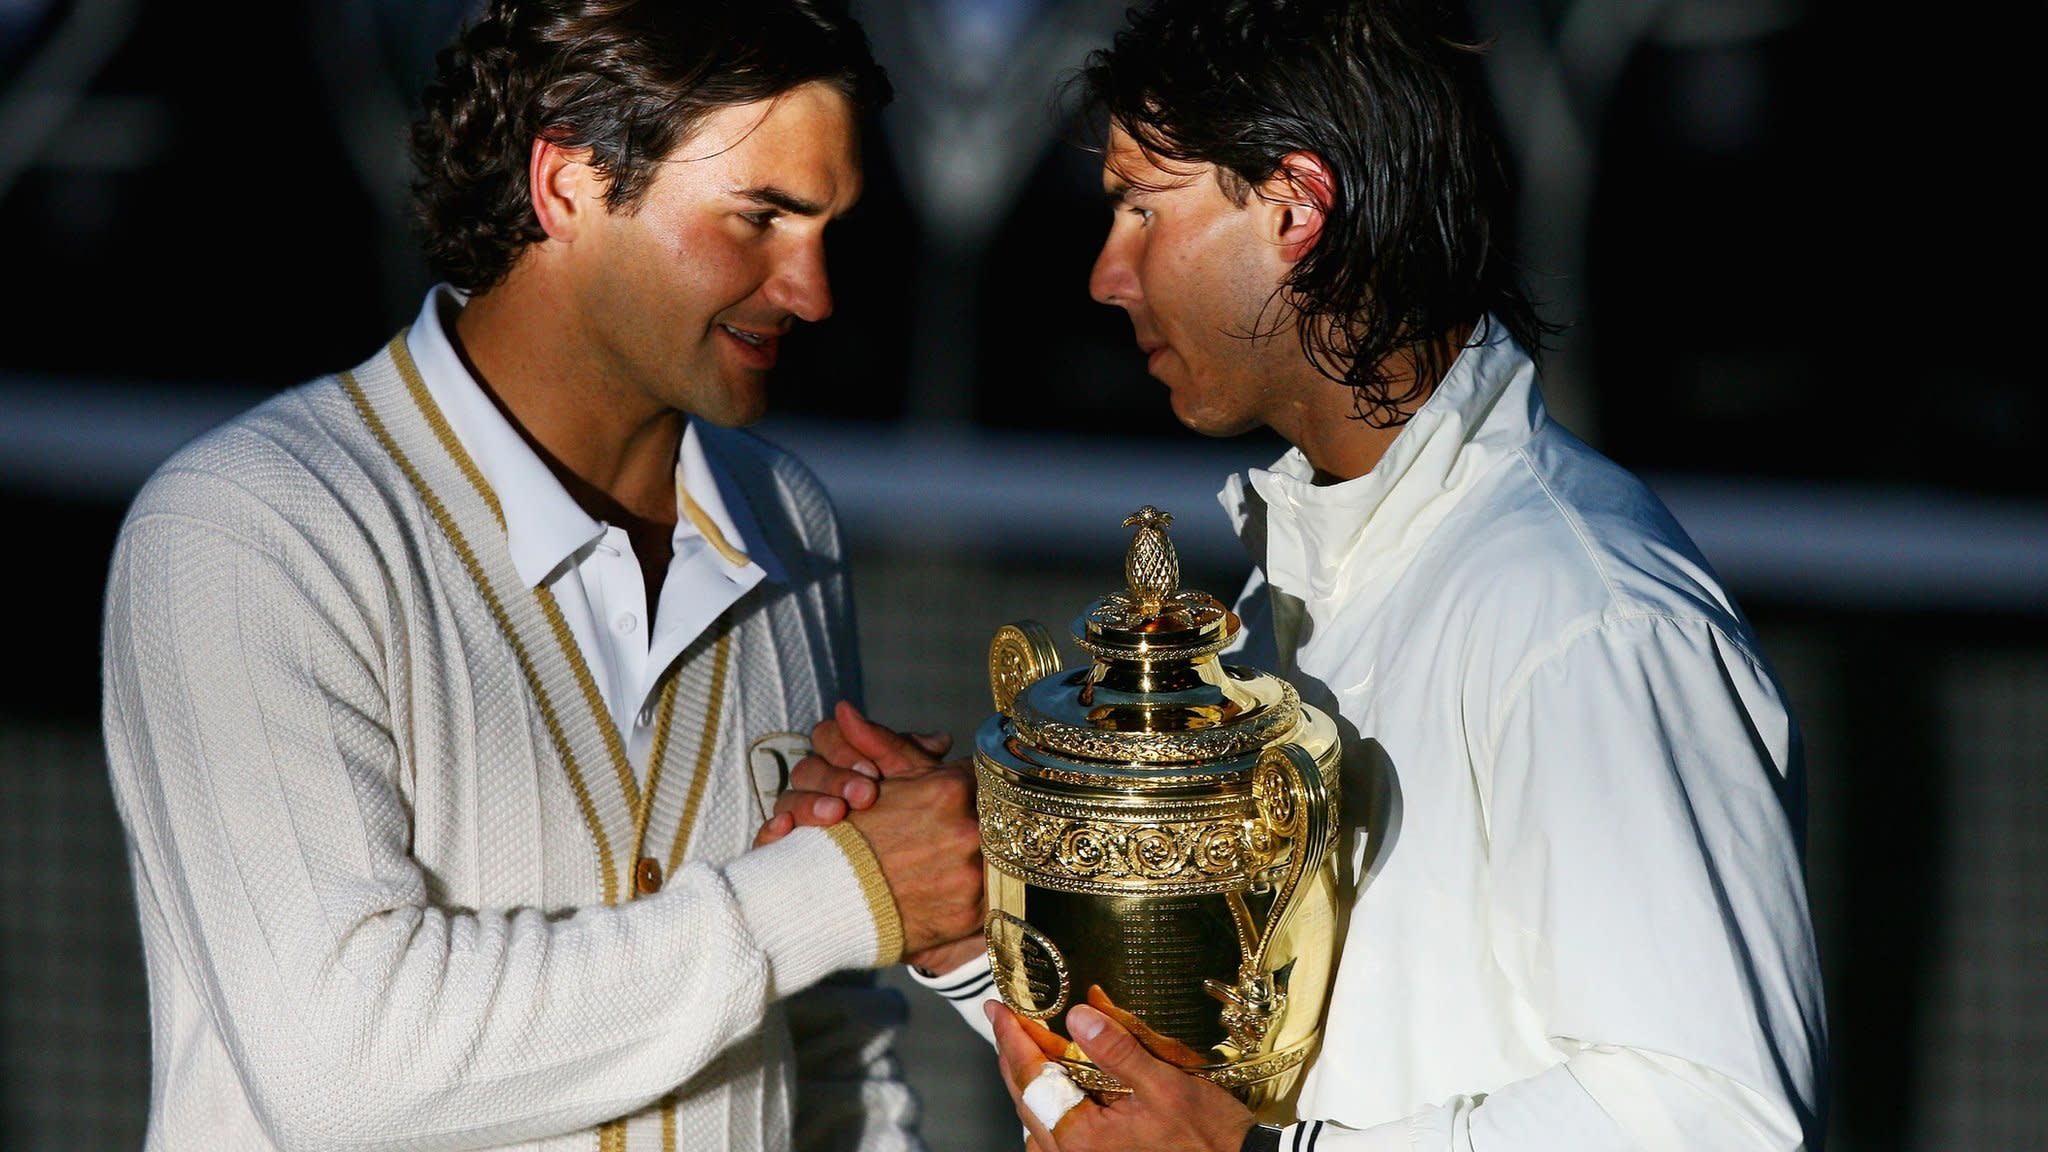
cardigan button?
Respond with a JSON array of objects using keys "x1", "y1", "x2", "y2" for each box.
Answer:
[{"x1": 634, "y1": 857, "x2": 663, "y2": 895}]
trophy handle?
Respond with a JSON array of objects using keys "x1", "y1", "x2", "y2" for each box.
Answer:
[
  {"x1": 1207, "y1": 742, "x2": 1337, "y2": 1053},
  {"x1": 1245, "y1": 743, "x2": 1335, "y2": 973},
  {"x1": 989, "y1": 621, "x2": 1062, "y2": 717}
]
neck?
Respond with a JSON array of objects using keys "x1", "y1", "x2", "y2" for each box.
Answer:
[
  {"x1": 450, "y1": 281, "x2": 683, "y2": 526},
  {"x1": 1279, "y1": 321, "x2": 1475, "y2": 484}
]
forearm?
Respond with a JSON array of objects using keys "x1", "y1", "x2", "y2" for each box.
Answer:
[{"x1": 129, "y1": 795, "x2": 874, "y2": 1148}]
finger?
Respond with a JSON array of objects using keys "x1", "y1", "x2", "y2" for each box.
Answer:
[
  {"x1": 805, "y1": 718, "x2": 882, "y2": 778},
  {"x1": 835, "y1": 700, "x2": 941, "y2": 776},
  {"x1": 1015, "y1": 1010, "x2": 1075, "y2": 1062},
  {"x1": 909, "y1": 730, "x2": 954, "y2": 757},
  {"x1": 770, "y1": 789, "x2": 848, "y2": 826},
  {"x1": 786, "y1": 754, "x2": 879, "y2": 808},
  {"x1": 752, "y1": 811, "x2": 795, "y2": 848},
  {"x1": 988, "y1": 1004, "x2": 1067, "y2": 1150},
  {"x1": 986, "y1": 1002, "x2": 1046, "y2": 1092},
  {"x1": 1084, "y1": 985, "x2": 1207, "y2": 1066},
  {"x1": 1065, "y1": 1002, "x2": 1178, "y2": 1096}
]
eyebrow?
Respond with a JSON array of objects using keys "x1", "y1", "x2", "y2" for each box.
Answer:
[
  {"x1": 1103, "y1": 180, "x2": 1132, "y2": 205},
  {"x1": 735, "y1": 186, "x2": 828, "y2": 216}
]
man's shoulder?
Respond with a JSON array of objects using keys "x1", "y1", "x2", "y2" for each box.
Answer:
[
  {"x1": 692, "y1": 421, "x2": 853, "y2": 581},
  {"x1": 121, "y1": 360, "x2": 393, "y2": 539},
  {"x1": 1447, "y1": 423, "x2": 1747, "y2": 632},
  {"x1": 695, "y1": 421, "x2": 836, "y2": 517}
]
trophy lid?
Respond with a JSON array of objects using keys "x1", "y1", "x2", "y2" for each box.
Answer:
[
  {"x1": 1074, "y1": 506, "x2": 1239, "y2": 660},
  {"x1": 985, "y1": 506, "x2": 1311, "y2": 776}
]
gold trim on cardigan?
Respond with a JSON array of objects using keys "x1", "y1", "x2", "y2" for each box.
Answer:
[
  {"x1": 667, "y1": 627, "x2": 734, "y2": 875},
  {"x1": 826, "y1": 823, "x2": 905, "y2": 965},
  {"x1": 387, "y1": 335, "x2": 644, "y2": 821},
  {"x1": 344, "y1": 332, "x2": 729, "y2": 909},
  {"x1": 341, "y1": 348, "x2": 626, "y2": 904}
]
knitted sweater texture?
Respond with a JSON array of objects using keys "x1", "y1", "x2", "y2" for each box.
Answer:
[{"x1": 101, "y1": 336, "x2": 916, "y2": 1151}]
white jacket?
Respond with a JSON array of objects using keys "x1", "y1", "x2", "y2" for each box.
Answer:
[{"x1": 925, "y1": 319, "x2": 1826, "y2": 1150}]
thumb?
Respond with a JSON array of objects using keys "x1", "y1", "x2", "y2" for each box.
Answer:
[{"x1": 1065, "y1": 1003, "x2": 1176, "y2": 1094}]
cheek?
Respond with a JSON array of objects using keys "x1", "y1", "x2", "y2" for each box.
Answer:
[{"x1": 651, "y1": 222, "x2": 759, "y2": 316}]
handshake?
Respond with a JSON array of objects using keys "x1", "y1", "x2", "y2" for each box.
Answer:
[{"x1": 755, "y1": 700, "x2": 987, "y2": 974}]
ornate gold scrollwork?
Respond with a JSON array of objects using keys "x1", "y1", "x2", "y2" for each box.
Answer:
[
  {"x1": 1062, "y1": 1042, "x2": 1310, "y2": 1096},
  {"x1": 978, "y1": 760, "x2": 1258, "y2": 896},
  {"x1": 989, "y1": 621, "x2": 1062, "y2": 717}
]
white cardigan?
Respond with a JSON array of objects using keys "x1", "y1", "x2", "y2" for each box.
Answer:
[
  {"x1": 924, "y1": 320, "x2": 1825, "y2": 1150},
  {"x1": 101, "y1": 334, "x2": 916, "y2": 1151}
]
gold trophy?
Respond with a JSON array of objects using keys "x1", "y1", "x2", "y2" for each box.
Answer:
[{"x1": 978, "y1": 506, "x2": 1343, "y2": 1120}]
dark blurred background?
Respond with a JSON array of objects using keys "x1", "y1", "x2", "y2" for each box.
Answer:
[{"x1": 2, "y1": 1, "x2": 2041, "y2": 1149}]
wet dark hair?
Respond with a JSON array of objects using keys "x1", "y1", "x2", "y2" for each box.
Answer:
[
  {"x1": 409, "y1": 0, "x2": 891, "y2": 294},
  {"x1": 1077, "y1": 0, "x2": 1557, "y2": 426}
]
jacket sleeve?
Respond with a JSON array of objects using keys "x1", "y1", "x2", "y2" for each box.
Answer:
[
  {"x1": 904, "y1": 951, "x2": 1000, "y2": 1044},
  {"x1": 101, "y1": 494, "x2": 889, "y2": 1151},
  {"x1": 1278, "y1": 613, "x2": 1827, "y2": 1151}
]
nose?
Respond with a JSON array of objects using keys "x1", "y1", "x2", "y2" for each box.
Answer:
[
  {"x1": 766, "y1": 240, "x2": 833, "y2": 323},
  {"x1": 1089, "y1": 228, "x2": 1138, "y2": 309}
]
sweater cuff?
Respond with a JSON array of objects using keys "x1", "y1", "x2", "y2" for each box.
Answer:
[
  {"x1": 824, "y1": 821, "x2": 904, "y2": 965},
  {"x1": 723, "y1": 825, "x2": 899, "y2": 996}
]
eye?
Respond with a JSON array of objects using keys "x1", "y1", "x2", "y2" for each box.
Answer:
[
  {"x1": 740, "y1": 209, "x2": 780, "y2": 229},
  {"x1": 1125, "y1": 204, "x2": 1154, "y2": 224}
]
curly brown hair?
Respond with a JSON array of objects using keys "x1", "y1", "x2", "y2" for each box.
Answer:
[{"x1": 408, "y1": 0, "x2": 891, "y2": 294}]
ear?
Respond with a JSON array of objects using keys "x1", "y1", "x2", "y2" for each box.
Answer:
[
  {"x1": 528, "y1": 135, "x2": 599, "y2": 241},
  {"x1": 1257, "y1": 150, "x2": 1334, "y2": 264}
]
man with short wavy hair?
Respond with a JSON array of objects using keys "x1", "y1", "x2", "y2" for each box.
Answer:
[{"x1": 99, "y1": 2, "x2": 984, "y2": 1149}]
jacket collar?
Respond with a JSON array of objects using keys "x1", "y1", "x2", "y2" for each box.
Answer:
[{"x1": 1219, "y1": 317, "x2": 1544, "y2": 606}]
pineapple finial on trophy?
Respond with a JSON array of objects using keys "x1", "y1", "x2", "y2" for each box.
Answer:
[{"x1": 1122, "y1": 505, "x2": 1178, "y2": 620}]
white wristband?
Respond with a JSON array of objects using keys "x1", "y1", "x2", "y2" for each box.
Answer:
[{"x1": 1021, "y1": 1061, "x2": 1086, "y2": 1132}]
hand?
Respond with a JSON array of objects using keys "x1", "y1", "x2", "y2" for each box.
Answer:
[
  {"x1": 811, "y1": 698, "x2": 952, "y2": 776},
  {"x1": 845, "y1": 760, "x2": 984, "y2": 964},
  {"x1": 986, "y1": 999, "x2": 1255, "y2": 1152},
  {"x1": 753, "y1": 701, "x2": 954, "y2": 846}
]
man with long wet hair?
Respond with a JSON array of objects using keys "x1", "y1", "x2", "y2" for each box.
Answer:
[{"x1": 967, "y1": 1, "x2": 1827, "y2": 1148}]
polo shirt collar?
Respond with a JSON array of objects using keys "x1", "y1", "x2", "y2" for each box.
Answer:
[{"x1": 405, "y1": 284, "x2": 780, "y2": 588}]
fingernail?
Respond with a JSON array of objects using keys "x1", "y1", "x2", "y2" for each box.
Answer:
[
  {"x1": 812, "y1": 795, "x2": 842, "y2": 820},
  {"x1": 1068, "y1": 1004, "x2": 1105, "y2": 1042},
  {"x1": 983, "y1": 1000, "x2": 1001, "y2": 1023},
  {"x1": 850, "y1": 759, "x2": 880, "y2": 780},
  {"x1": 845, "y1": 777, "x2": 876, "y2": 807}
]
